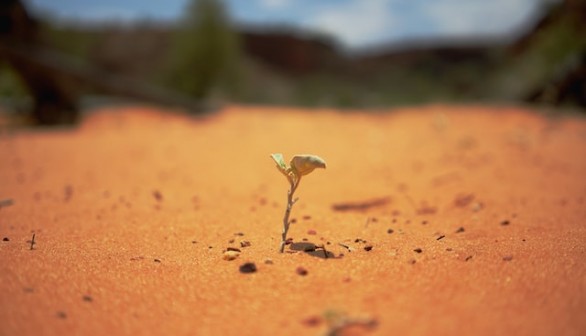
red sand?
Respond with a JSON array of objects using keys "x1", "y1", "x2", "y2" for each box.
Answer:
[{"x1": 1, "y1": 105, "x2": 585, "y2": 336}]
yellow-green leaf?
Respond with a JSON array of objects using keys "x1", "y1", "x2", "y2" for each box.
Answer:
[
  {"x1": 270, "y1": 153, "x2": 290, "y2": 176},
  {"x1": 290, "y1": 154, "x2": 326, "y2": 177}
]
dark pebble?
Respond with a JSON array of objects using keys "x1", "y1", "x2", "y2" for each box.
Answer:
[
  {"x1": 240, "y1": 241, "x2": 251, "y2": 248},
  {"x1": 364, "y1": 245, "x2": 373, "y2": 251},
  {"x1": 301, "y1": 316, "x2": 322, "y2": 327},
  {"x1": 154, "y1": 259, "x2": 161, "y2": 263},
  {"x1": 2, "y1": 237, "x2": 9, "y2": 241},
  {"x1": 296, "y1": 267, "x2": 308, "y2": 276},
  {"x1": 239, "y1": 262, "x2": 257, "y2": 273},
  {"x1": 455, "y1": 227, "x2": 465, "y2": 233},
  {"x1": 413, "y1": 248, "x2": 423, "y2": 253},
  {"x1": 500, "y1": 220, "x2": 510, "y2": 226},
  {"x1": 387, "y1": 228, "x2": 394, "y2": 234},
  {"x1": 152, "y1": 190, "x2": 163, "y2": 202},
  {"x1": 82, "y1": 295, "x2": 93, "y2": 302}
]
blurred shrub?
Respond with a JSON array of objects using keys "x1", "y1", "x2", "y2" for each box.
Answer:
[
  {"x1": 0, "y1": 61, "x2": 30, "y2": 111},
  {"x1": 165, "y1": 0, "x2": 242, "y2": 100}
]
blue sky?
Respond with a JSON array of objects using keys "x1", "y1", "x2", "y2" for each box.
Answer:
[{"x1": 25, "y1": 0, "x2": 554, "y2": 49}]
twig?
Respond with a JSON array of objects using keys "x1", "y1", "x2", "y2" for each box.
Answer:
[
  {"x1": 29, "y1": 233, "x2": 36, "y2": 250},
  {"x1": 338, "y1": 243, "x2": 352, "y2": 252},
  {"x1": 280, "y1": 177, "x2": 301, "y2": 253},
  {"x1": 319, "y1": 244, "x2": 329, "y2": 259}
]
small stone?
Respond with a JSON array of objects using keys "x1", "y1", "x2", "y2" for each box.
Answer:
[
  {"x1": 301, "y1": 316, "x2": 322, "y2": 327},
  {"x1": 454, "y1": 193, "x2": 474, "y2": 208},
  {"x1": 227, "y1": 247, "x2": 241, "y2": 252},
  {"x1": 239, "y1": 262, "x2": 257, "y2": 273},
  {"x1": 387, "y1": 228, "x2": 394, "y2": 234},
  {"x1": 500, "y1": 220, "x2": 510, "y2": 226},
  {"x1": 240, "y1": 240, "x2": 251, "y2": 248},
  {"x1": 364, "y1": 245, "x2": 373, "y2": 251},
  {"x1": 471, "y1": 202, "x2": 483, "y2": 212},
  {"x1": 455, "y1": 227, "x2": 465, "y2": 233},
  {"x1": 224, "y1": 250, "x2": 240, "y2": 261},
  {"x1": 296, "y1": 266, "x2": 308, "y2": 276},
  {"x1": 152, "y1": 190, "x2": 163, "y2": 202},
  {"x1": 154, "y1": 259, "x2": 161, "y2": 263},
  {"x1": 413, "y1": 248, "x2": 423, "y2": 253},
  {"x1": 82, "y1": 295, "x2": 93, "y2": 302},
  {"x1": 2, "y1": 237, "x2": 9, "y2": 242},
  {"x1": 302, "y1": 215, "x2": 312, "y2": 220}
]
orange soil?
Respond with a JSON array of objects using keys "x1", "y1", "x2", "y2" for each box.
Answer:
[{"x1": 1, "y1": 105, "x2": 585, "y2": 336}]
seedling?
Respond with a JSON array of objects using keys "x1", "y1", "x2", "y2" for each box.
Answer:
[{"x1": 270, "y1": 153, "x2": 326, "y2": 253}]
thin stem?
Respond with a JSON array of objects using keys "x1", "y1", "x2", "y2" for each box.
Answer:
[{"x1": 279, "y1": 176, "x2": 301, "y2": 253}]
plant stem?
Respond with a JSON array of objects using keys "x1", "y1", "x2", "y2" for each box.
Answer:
[{"x1": 280, "y1": 177, "x2": 301, "y2": 253}]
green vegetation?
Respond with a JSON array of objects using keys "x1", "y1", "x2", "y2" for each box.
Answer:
[{"x1": 165, "y1": 0, "x2": 242, "y2": 100}]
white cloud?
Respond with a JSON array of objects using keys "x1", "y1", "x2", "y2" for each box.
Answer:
[
  {"x1": 301, "y1": 0, "x2": 549, "y2": 48},
  {"x1": 305, "y1": 0, "x2": 396, "y2": 48},
  {"x1": 420, "y1": 0, "x2": 543, "y2": 38},
  {"x1": 258, "y1": 0, "x2": 291, "y2": 10}
]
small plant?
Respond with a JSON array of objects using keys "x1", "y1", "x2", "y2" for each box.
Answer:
[{"x1": 270, "y1": 153, "x2": 326, "y2": 253}]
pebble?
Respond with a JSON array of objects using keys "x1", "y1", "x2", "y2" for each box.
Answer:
[
  {"x1": 224, "y1": 250, "x2": 241, "y2": 261},
  {"x1": 239, "y1": 262, "x2": 257, "y2": 273},
  {"x1": 296, "y1": 266, "x2": 308, "y2": 276}
]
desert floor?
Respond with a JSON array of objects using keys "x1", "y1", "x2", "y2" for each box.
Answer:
[{"x1": 1, "y1": 104, "x2": 585, "y2": 336}]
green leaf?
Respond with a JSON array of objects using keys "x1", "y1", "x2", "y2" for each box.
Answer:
[
  {"x1": 290, "y1": 155, "x2": 326, "y2": 177},
  {"x1": 270, "y1": 153, "x2": 290, "y2": 176}
]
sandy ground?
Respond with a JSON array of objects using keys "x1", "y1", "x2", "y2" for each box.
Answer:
[{"x1": 0, "y1": 104, "x2": 585, "y2": 336}]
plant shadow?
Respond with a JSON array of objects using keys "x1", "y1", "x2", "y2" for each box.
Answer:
[{"x1": 289, "y1": 242, "x2": 338, "y2": 259}]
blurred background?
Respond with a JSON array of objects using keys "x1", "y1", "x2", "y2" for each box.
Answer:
[{"x1": 0, "y1": 0, "x2": 584, "y2": 125}]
